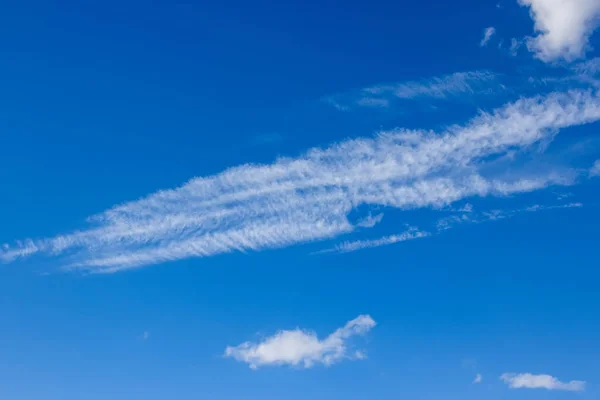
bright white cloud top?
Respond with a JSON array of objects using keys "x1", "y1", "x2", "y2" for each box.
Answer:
[
  {"x1": 501, "y1": 373, "x2": 585, "y2": 391},
  {"x1": 519, "y1": 0, "x2": 600, "y2": 62},
  {"x1": 2, "y1": 89, "x2": 600, "y2": 273},
  {"x1": 224, "y1": 315, "x2": 376, "y2": 369}
]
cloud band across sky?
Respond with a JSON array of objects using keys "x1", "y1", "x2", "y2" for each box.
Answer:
[{"x1": 2, "y1": 89, "x2": 600, "y2": 273}]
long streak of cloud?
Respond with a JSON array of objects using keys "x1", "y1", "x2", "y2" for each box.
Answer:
[
  {"x1": 480, "y1": 27, "x2": 496, "y2": 47},
  {"x1": 2, "y1": 90, "x2": 600, "y2": 272}
]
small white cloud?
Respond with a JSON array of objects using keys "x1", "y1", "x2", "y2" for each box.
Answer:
[
  {"x1": 323, "y1": 228, "x2": 430, "y2": 254},
  {"x1": 323, "y1": 96, "x2": 350, "y2": 111},
  {"x1": 480, "y1": 27, "x2": 496, "y2": 47},
  {"x1": 590, "y1": 160, "x2": 600, "y2": 176},
  {"x1": 501, "y1": 373, "x2": 585, "y2": 391},
  {"x1": 555, "y1": 192, "x2": 573, "y2": 200},
  {"x1": 509, "y1": 38, "x2": 523, "y2": 56},
  {"x1": 473, "y1": 373, "x2": 483, "y2": 384},
  {"x1": 518, "y1": 0, "x2": 600, "y2": 62},
  {"x1": 366, "y1": 71, "x2": 497, "y2": 100},
  {"x1": 356, "y1": 213, "x2": 384, "y2": 228},
  {"x1": 224, "y1": 315, "x2": 376, "y2": 369}
]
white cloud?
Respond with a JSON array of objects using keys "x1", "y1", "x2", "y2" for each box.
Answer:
[
  {"x1": 518, "y1": 0, "x2": 600, "y2": 62},
  {"x1": 327, "y1": 71, "x2": 499, "y2": 111},
  {"x1": 436, "y1": 202, "x2": 582, "y2": 231},
  {"x1": 509, "y1": 38, "x2": 524, "y2": 56},
  {"x1": 324, "y1": 199, "x2": 583, "y2": 254},
  {"x1": 319, "y1": 228, "x2": 429, "y2": 254},
  {"x1": 590, "y1": 159, "x2": 600, "y2": 176},
  {"x1": 224, "y1": 315, "x2": 376, "y2": 369},
  {"x1": 2, "y1": 90, "x2": 600, "y2": 272},
  {"x1": 575, "y1": 57, "x2": 600, "y2": 76},
  {"x1": 363, "y1": 71, "x2": 497, "y2": 100},
  {"x1": 356, "y1": 213, "x2": 384, "y2": 228},
  {"x1": 501, "y1": 373, "x2": 585, "y2": 391},
  {"x1": 480, "y1": 27, "x2": 496, "y2": 47},
  {"x1": 473, "y1": 373, "x2": 483, "y2": 384},
  {"x1": 524, "y1": 202, "x2": 582, "y2": 212}
]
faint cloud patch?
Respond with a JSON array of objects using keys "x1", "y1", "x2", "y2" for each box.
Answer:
[
  {"x1": 509, "y1": 38, "x2": 524, "y2": 56},
  {"x1": 356, "y1": 97, "x2": 390, "y2": 108},
  {"x1": 325, "y1": 70, "x2": 499, "y2": 112},
  {"x1": 590, "y1": 159, "x2": 600, "y2": 176},
  {"x1": 480, "y1": 27, "x2": 496, "y2": 47}
]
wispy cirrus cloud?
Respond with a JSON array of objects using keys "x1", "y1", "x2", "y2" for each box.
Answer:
[
  {"x1": 480, "y1": 27, "x2": 496, "y2": 47},
  {"x1": 501, "y1": 373, "x2": 585, "y2": 391},
  {"x1": 326, "y1": 70, "x2": 499, "y2": 111},
  {"x1": 574, "y1": 58, "x2": 600, "y2": 77},
  {"x1": 318, "y1": 201, "x2": 582, "y2": 255},
  {"x1": 224, "y1": 315, "x2": 375, "y2": 369},
  {"x1": 318, "y1": 227, "x2": 430, "y2": 254},
  {"x1": 2, "y1": 89, "x2": 600, "y2": 273},
  {"x1": 362, "y1": 71, "x2": 497, "y2": 99},
  {"x1": 436, "y1": 202, "x2": 583, "y2": 231}
]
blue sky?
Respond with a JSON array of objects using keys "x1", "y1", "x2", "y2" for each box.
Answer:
[{"x1": 1, "y1": 0, "x2": 600, "y2": 398}]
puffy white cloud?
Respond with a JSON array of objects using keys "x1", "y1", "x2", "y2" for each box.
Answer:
[
  {"x1": 224, "y1": 315, "x2": 376, "y2": 369},
  {"x1": 480, "y1": 27, "x2": 496, "y2": 47},
  {"x1": 519, "y1": 0, "x2": 600, "y2": 62},
  {"x1": 501, "y1": 373, "x2": 585, "y2": 391},
  {"x1": 473, "y1": 373, "x2": 483, "y2": 383},
  {"x1": 2, "y1": 89, "x2": 600, "y2": 272}
]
